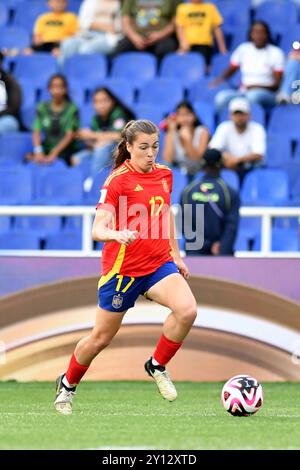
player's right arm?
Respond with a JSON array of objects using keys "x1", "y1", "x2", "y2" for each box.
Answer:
[{"x1": 92, "y1": 209, "x2": 137, "y2": 245}]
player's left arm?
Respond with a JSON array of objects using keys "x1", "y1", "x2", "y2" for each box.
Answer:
[{"x1": 170, "y1": 210, "x2": 189, "y2": 279}]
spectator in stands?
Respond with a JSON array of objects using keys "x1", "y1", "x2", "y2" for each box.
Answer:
[
  {"x1": 277, "y1": 41, "x2": 300, "y2": 104},
  {"x1": 60, "y1": 0, "x2": 122, "y2": 64},
  {"x1": 181, "y1": 148, "x2": 240, "y2": 256},
  {"x1": 162, "y1": 101, "x2": 210, "y2": 179},
  {"x1": 114, "y1": 0, "x2": 179, "y2": 61},
  {"x1": 29, "y1": 74, "x2": 79, "y2": 165},
  {"x1": 175, "y1": 0, "x2": 227, "y2": 68},
  {"x1": 72, "y1": 87, "x2": 135, "y2": 187},
  {"x1": 209, "y1": 97, "x2": 266, "y2": 184},
  {"x1": 211, "y1": 21, "x2": 284, "y2": 112},
  {"x1": 28, "y1": 0, "x2": 78, "y2": 56},
  {"x1": 0, "y1": 52, "x2": 21, "y2": 135}
]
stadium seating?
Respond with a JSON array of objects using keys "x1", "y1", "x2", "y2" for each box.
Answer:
[
  {"x1": 13, "y1": 1, "x2": 48, "y2": 32},
  {"x1": 138, "y1": 79, "x2": 184, "y2": 114},
  {"x1": 0, "y1": 3, "x2": 8, "y2": 27},
  {"x1": 14, "y1": 215, "x2": 62, "y2": 238},
  {"x1": 265, "y1": 134, "x2": 292, "y2": 168},
  {"x1": 216, "y1": 0, "x2": 250, "y2": 36},
  {"x1": 268, "y1": 105, "x2": 300, "y2": 142},
  {"x1": 44, "y1": 231, "x2": 82, "y2": 250},
  {"x1": 96, "y1": 78, "x2": 135, "y2": 107},
  {"x1": 19, "y1": 78, "x2": 37, "y2": 109},
  {"x1": 111, "y1": 52, "x2": 157, "y2": 89},
  {"x1": 188, "y1": 77, "x2": 231, "y2": 103},
  {"x1": 34, "y1": 167, "x2": 83, "y2": 205},
  {"x1": 159, "y1": 52, "x2": 205, "y2": 88},
  {"x1": 171, "y1": 168, "x2": 189, "y2": 205},
  {"x1": 63, "y1": 54, "x2": 108, "y2": 90},
  {"x1": 84, "y1": 167, "x2": 112, "y2": 205},
  {"x1": 241, "y1": 169, "x2": 290, "y2": 206},
  {"x1": 253, "y1": 228, "x2": 300, "y2": 252},
  {"x1": 192, "y1": 101, "x2": 215, "y2": 134},
  {"x1": 0, "y1": 132, "x2": 32, "y2": 164},
  {"x1": 279, "y1": 25, "x2": 300, "y2": 54},
  {"x1": 14, "y1": 54, "x2": 58, "y2": 88},
  {"x1": 0, "y1": 166, "x2": 32, "y2": 204},
  {"x1": 20, "y1": 106, "x2": 36, "y2": 131},
  {"x1": 254, "y1": 0, "x2": 299, "y2": 38},
  {"x1": 0, "y1": 232, "x2": 40, "y2": 250},
  {"x1": 0, "y1": 216, "x2": 11, "y2": 233},
  {"x1": 0, "y1": 26, "x2": 30, "y2": 50},
  {"x1": 134, "y1": 104, "x2": 164, "y2": 125}
]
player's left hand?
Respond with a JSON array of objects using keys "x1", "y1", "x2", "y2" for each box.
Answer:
[{"x1": 175, "y1": 258, "x2": 189, "y2": 279}]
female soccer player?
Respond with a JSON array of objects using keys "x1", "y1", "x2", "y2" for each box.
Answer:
[{"x1": 55, "y1": 120, "x2": 197, "y2": 414}]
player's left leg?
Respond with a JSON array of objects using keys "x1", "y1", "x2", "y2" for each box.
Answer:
[{"x1": 144, "y1": 272, "x2": 197, "y2": 401}]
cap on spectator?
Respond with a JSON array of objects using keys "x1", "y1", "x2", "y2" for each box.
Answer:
[
  {"x1": 202, "y1": 148, "x2": 222, "y2": 167},
  {"x1": 229, "y1": 97, "x2": 250, "y2": 114}
]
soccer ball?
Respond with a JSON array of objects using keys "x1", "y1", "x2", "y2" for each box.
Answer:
[{"x1": 221, "y1": 374, "x2": 263, "y2": 417}]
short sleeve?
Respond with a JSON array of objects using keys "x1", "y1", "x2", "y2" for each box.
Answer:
[
  {"x1": 209, "y1": 122, "x2": 228, "y2": 152},
  {"x1": 65, "y1": 104, "x2": 80, "y2": 132},
  {"x1": 121, "y1": 0, "x2": 132, "y2": 17},
  {"x1": 211, "y1": 4, "x2": 223, "y2": 28},
  {"x1": 175, "y1": 4, "x2": 186, "y2": 26},
  {"x1": 33, "y1": 103, "x2": 44, "y2": 131},
  {"x1": 230, "y1": 44, "x2": 243, "y2": 67},
  {"x1": 34, "y1": 15, "x2": 45, "y2": 35},
  {"x1": 272, "y1": 47, "x2": 285, "y2": 71},
  {"x1": 251, "y1": 124, "x2": 266, "y2": 156},
  {"x1": 96, "y1": 174, "x2": 121, "y2": 212}
]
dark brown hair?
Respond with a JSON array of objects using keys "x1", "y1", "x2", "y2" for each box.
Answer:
[{"x1": 113, "y1": 119, "x2": 159, "y2": 168}]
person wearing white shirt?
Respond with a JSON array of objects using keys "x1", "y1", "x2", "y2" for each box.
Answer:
[
  {"x1": 60, "y1": 0, "x2": 122, "y2": 64},
  {"x1": 209, "y1": 97, "x2": 266, "y2": 184},
  {"x1": 211, "y1": 21, "x2": 284, "y2": 112}
]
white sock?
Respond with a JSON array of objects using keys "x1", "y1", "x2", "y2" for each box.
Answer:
[
  {"x1": 151, "y1": 357, "x2": 161, "y2": 366},
  {"x1": 62, "y1": 375, "x2": 75, "y2": 389}
]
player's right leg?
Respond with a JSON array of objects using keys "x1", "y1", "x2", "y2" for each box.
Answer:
[{"x1": 55, "y1": 306, "x2": 126, "y2": 415}]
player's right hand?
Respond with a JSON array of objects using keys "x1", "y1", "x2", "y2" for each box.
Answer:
[{"x1": 116, "y1": 230, "x2": 138, "y2": 245}]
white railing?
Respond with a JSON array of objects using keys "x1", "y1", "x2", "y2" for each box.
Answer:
[{"x1": 0, "y1": 206, "x2": 299, "y2": 258}]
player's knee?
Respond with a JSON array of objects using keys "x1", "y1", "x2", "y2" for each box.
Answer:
[
  {"x1": 177, "y1": 301, "x2": 197, "y2": 325},
  {"x1": 91, "y1": 336, "x2": 111, "y2": 355}
]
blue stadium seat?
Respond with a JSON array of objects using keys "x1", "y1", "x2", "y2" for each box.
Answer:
[
  {"x1": 210, "y1": 53, "x2": 230, "y2": 77},
  {"x1": 171, "y1": 168, "x2": 188, "y2": 205},
  {"x1": 45, "y1": 231, "x2": 82, "y2": 250},
  {"x1": 0, "y1": 132, "x2": 32, "y2": 163},
  {"x1": 159, "y1": 52, "x2": 205, "y2": 88},
  {"x1": 188, "y1": 77, "x2": 231, "y2": 103},
  {"x1": 279, "y1": 25, "x2": 300, "y2": 54},
  {"x1": 138, "y1": 79, "x2": 184, "y2": 114},
  {"x1": 14, "y1": 54, "x2": 58, "y2": 88},
  {"x1": 99, "y1": 78, "x2": 135, "y2": 107},
  {"x1": 265, "y1": 133, "x2": 292, "y2": 167},
  {"x1": 229, "y1": 27, "x2": 248, "y2": 52},
  {"x1": 274, "y1": 216, "x2": 299, "y2": 230},
  {"x1": 234, "y1": 229, "x2": 255, "y2": 251},
  {"x1": 19, "y1": 78, "x2": 38, "y2": 108},
  {"x1": 67, "y1": 0, "x2": 82, "y2": 14},
  {"x1": 268, "y1": 106, "x2": 300, "y2": 141},
  {"x1": 0, "y1": 3, "x2": 8, "y2": 27},
  {"x1": 63, "y1": 54, "x2": 108, "y2": 90},
  {"x1": 220, "y1": 169, "x2": 240, "y2": 192},
  {"x1": 241, "y1": 169, "x2": 290, "y2": 206},
  {"x1": 134, "y1": 104, "x2": 164, "y2": 125},
  {"x1": 64, "y1": 216, "x2": 83, "y2": 231},
  {"x1": 255, "y1": 0, "x2": 298, "y2": 37},
  {"x1": 111, "y1": 52, "x2": 157, "y2": 89},
  {"x1": 253, "y1": 228, "x2": 299, "y2": 252},
  {"x1": 217, "y1": 0, "x2": 250, "y2": 35},
  {"x1": 217, "y1": 103, "x2": 266, "y2": 126},
  {"x1": 0, "y1": 26, "x2": 30, "y2": 50},
  {"x1": 13, "y1": 1, "x2": 48, "y2": 32},
  {"x1": 80, "y1": 103, "x2": 94, "y2": 127},
  {"x1": 34, "y1": 167, "x2": 83, "y2": 205},
  {"x1": 192, "y1": 101, "x2": 215, "y2": 134},
  {"x1": 21, "y1": 106, "x2": 36, "y2": 131},
  {"x1": 0, "y1": 216, "x2": 11, "y2": 233},
  {"x1": 85, "y1": 167, "x2": 112, "y2": 205},
  {"x1": 0, "y1": 232, "x2": 40, "y2": 250},
  {"x1": 14, "y1": 216, "x2": 62, "y2": 238},
  {"x1": 0, "y1": 166, "x2": 32, "y2": 204}
]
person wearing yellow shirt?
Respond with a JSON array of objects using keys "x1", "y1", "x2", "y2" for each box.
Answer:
[
  {"x1": 176, "y1": 0, "x2": 227, "y2": 67},
  {"x1": 31, "y1": 0, "x2": 78, "y2": 56}
]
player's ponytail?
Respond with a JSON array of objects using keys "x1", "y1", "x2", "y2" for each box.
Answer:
[{"x1": 113, "y1": 120, "x2": 159, "y2": 168}]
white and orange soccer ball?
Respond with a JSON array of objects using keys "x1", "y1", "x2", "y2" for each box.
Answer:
[{"x1": 221, "y1": 375, "x2": 264, "y2": 417}]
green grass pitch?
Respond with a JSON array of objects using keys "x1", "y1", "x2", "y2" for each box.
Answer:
[{"x1": 0, "y1": 381, "x2": 299, "y2": 450}]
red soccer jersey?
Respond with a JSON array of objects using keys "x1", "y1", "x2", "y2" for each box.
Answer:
[{"x1": 96, "y1": 160, "x2": 174, "y2": 276}]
